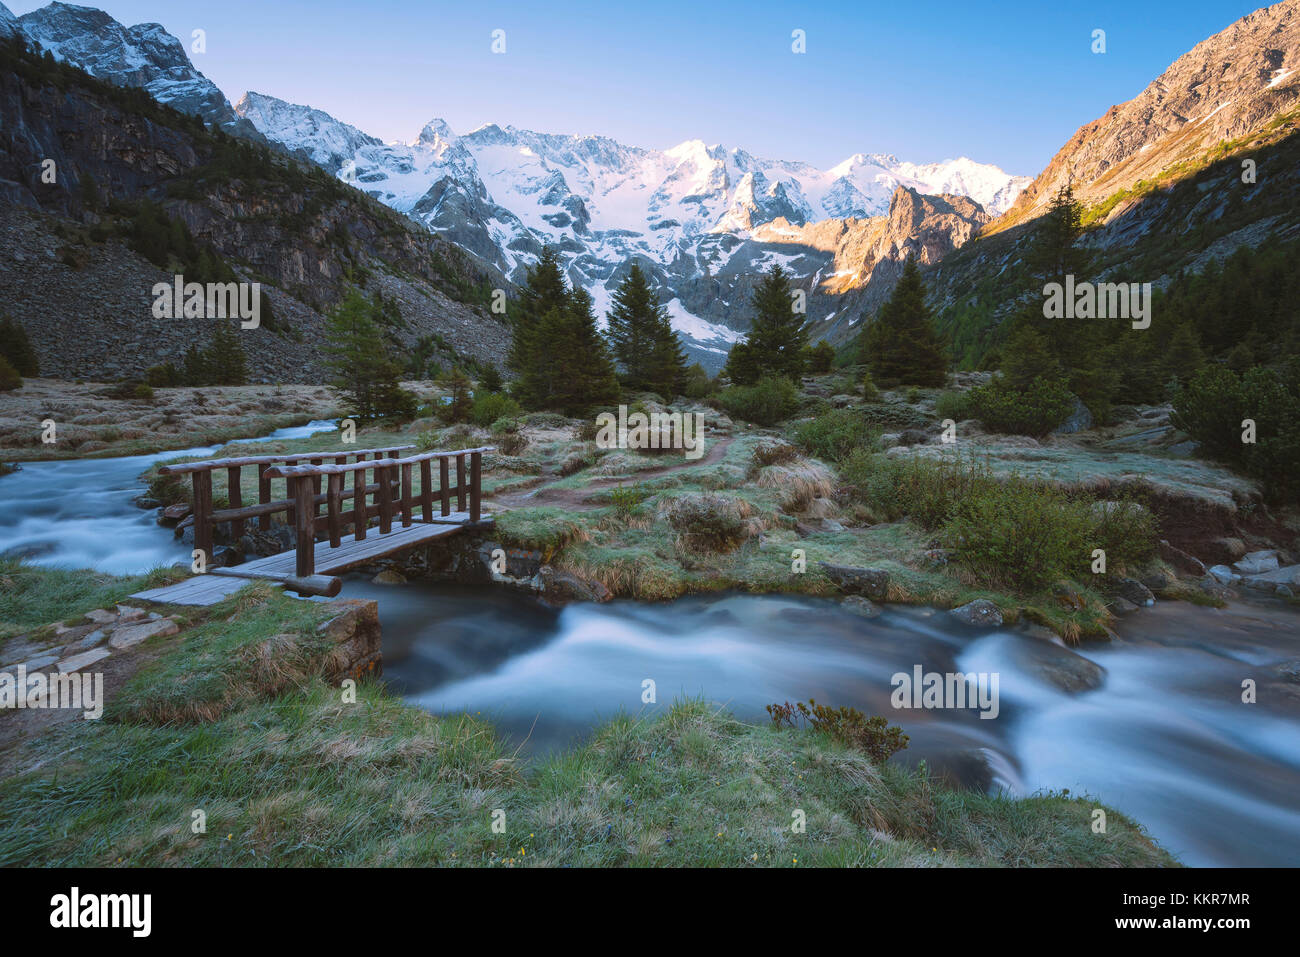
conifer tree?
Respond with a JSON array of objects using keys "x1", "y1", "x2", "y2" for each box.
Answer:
[
  {"x1": 507, "y1": 247, "x2": 570, "y2": 408},
  {"x1": 323, "y1": 289, "x2": 415, "y2": 420},
  {"x1": 861, "y1": 258, "x2": 948, "y2": 387},
  {"x1": 0, "y1": 314, "x2": 39, "y2": 376},
  {"x1": 724, "y1": 264, "x2": 808, "y2": 384},
  {"x1": 605, "y1": 264, "x2": 688, "y2": 398},
  {"x1": 545, "y1": 286, "x2": 620, "y2": 415},
  {"x1": 208, "y1": 320, "x2": 248, "y2": 386}
]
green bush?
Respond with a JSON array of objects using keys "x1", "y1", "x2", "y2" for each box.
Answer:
[
  {"x1": 717, "y1": 377, "x2": 800, "y2": 426},
  {"x1": 967, "y1": 376, "x2": 1074, "y2": 437},
  {"x1": 1172, "y1": 363, "x2": 1300, "y2": 502},
  {"x1": 791, "y1": 409, "x2": 878, "y2": 464},
  {"x1": 933, "y1": 390, "x2": 973, "y2": 422},
  {"x1": 861, "y1": 371, "x2": 880, "y2": 401},
  {"x1": 490, "y1": 415, "x2": 522, "y2": 436},
  {"x1": 0, "y1": 354, "x2": 21, "y2": 392},
  {"x1": 608, "y1": 484, "x2": 651, "y2": 516},
  {"x1": 470, "y1": 392, "x2": 522, "y2": 427},
  {"x1": 133, "y1": 383, "x2": 155, "y2": 403}
]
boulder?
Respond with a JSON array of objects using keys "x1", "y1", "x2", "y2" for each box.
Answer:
[
  {"x1": 84, "y1": 608, "x2": 118, "y2": 626},
  {"x1": 1234, "y1": 554, "x2": 1280, "y2": 576},
  {"x1": 160, "y1": 503, "x2": 191, "y2": 525},
  {"x1": 949, "y1": 599, "x2": 1003, "y2": 627},
  {"x1": 371, "y1": 569, "x2": 407, "y2": 585},
  {"x1": 1107, "y1": 596, "x2": 1139, "y2": 615},
  {"x1": 819, "y1": 563, "x2": 890, "y2": 600},
  {"x1": 1208, "y1": 565, "x2": 1239, "y2": 585},
  {"x1": 315, "y1": 599, "x2": 383, "y2": 681},
  {"x1": 841, "y1": 596, "x2": 882, "y2": 619},
  {"x1": 538, "y1": 566, "x2": 611, "y2": 603},
  {"x1": 1053, "y1": 396, "x2": 1093, "y2": 434},
  {"x1": 1013, "y1": 640, "x2": 1106, "y2": 693},
  {"x1": 1158, "y1": 539, "x2": 1206, "y2": 577},
  {"x1": 1115, "y1": 578, "x2": 1155, "y2": 606}
]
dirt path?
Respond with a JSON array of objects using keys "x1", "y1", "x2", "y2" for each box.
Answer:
[{"x1": 486, "y1": 434, "x2": 737, "y2": 512}]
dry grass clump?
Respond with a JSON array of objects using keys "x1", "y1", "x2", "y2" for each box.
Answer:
[
  {"x1": 751, "y1": 441, "x2": 800, "y2": 468},
  {"x1": 756, "y1": 460, "x2": 837, "y2": 513}
]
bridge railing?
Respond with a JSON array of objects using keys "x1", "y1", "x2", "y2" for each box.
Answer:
[
  {"x1": 158, "y1": 445, "x2": 415, "y2": 564},
  {"x1": 262, "y1": 447, "x2": 494, "y2": 576}
]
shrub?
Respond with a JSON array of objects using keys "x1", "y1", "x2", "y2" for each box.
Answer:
[
  {"x1": 966, "y1": 375, "x2": 1074, "y2": 437},
  {"x1": 766, "y1": 699, "x2": 909, "y2": 764},
  {"x1": 133, "y1": 383, "x2": 155, "y2": 403},
  {"x1": 496, "y1": 431, "x2": 528, "y2": 456},
  {"x1": 933, "y1": 390, "x2": 972, "y2": 422},
  {"x1": 683, "y1": 363, "x2": 715, "y2": 399},
  {"x1": 491, "y1": 416, "x2": 522, "y2": 436},
  {"x1": 524, "y1": 411, "x2": 569, "y2": 428},
  {"x1": 608, "y1": 484, "x2": 651, "y2": 516},
  {"x1": 716, "y1": 377, "x2": 800, "y2": 426},
  {"x1": 791, "y1": 409, "x2": 878, "y2": 464},
  {"x1": 470, "y1": 392, "x2": 521, "y2": 427},
  {"x1": 659, "y1": 493, "x2": 754, "y2": 552},
  {"x1": 861, "y1": 370, "x2": 880, "y2": 401},
  {"x1": 1172, "y1": 364, "x2": 1300, "y2": 501}
]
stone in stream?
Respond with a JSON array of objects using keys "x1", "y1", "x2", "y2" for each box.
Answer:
[
  {"x1": 1008, "y1": 639, "x2": 1106, "y2": 694},
  {"x1": 1107, "y1": 597, "x2": 1139, "y2": 615},
  {"x1": 1208, "y1": 564, "x2": 1240, "y2": 585},
  {"x1": 949, "y1": 599, "x2": 1003, "y2": 627},
  {"x1": 1115, "y1": 578, "x2": 1156, "y2": 606},
  {"x1": 159, "y1": 503, "x2": 191, "y2": 525},
  {"x1": 108, "y1": 617, "x2": 179, "y2": 650},
  {"x1": 1234, "y1": 553, "x2": 1280, "y2": 576},
  {"x1": 371, "y1": 569, "x2": 407, "y2": 585},
  {"x1": 538, "y1": 565, "x2": 611, "y2": 603},
  {"x1": 841, "y1": 596, "x2": 882, "y2": 619},
  {"x1": 819, "y1": 563, "x2": 890, "y2": 600}
]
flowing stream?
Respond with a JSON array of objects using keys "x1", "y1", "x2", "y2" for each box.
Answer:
[{"x1": 2, "y1": 427, "x2": 1299, "y2": 866}]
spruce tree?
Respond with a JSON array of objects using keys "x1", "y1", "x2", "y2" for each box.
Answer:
[
  {"x1": 724, "y1": 264, "x2": 808, "y2": 384},
  {"x1": 208, "y1": 320, "x2": 248, "y2": 386},
  {"x1": 605, "y1": 263, "x2": 688, "y2": 398},
  {"x1": 861, "y1": 258, "x2": 948, "y2": 387},
  {"x1": 323, "y1": 289, "x2": 414, "y2": 420},
  {"x1": 0, "y1": 314, "x2": 38, "y2": 376},
  {"x1": 507, "y1": 247, "x2": 570, "y2": 408},
  {"x1": 546, "y1": 286, "x2": 620, "y2": 415}
]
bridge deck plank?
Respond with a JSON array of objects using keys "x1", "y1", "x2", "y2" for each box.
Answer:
[{"x1": 130, "y1": 512, "x2": 487, "y2": 607}]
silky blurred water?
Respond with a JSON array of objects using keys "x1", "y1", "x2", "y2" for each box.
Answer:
[
  {"x1": 3, "y1": 429, "x2": 1299, "y2": 866},
  {"x1": 358, "y1": 579, "x2": 1300, "y2": 868},
  {"x1": 0, "y1": 420, "x2": 337, "y2": 574}
]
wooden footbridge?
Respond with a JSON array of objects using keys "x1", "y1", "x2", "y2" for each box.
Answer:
[{"x1": 132, "y1": 444, "x2": 493, "y2": 606}]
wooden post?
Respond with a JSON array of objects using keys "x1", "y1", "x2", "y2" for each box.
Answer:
[
  {"x1": 293, "y1": 476, "x2": 315, "y2": 576},
  {"x1": 310, "y1": 458, "x2": 323, "y2": 519},
  {"x1": 401, "y1": 463, "x2": 413, "y2": 528},
  {"x1": 352, "y1": 462, "x2": 367, "y2": 541},
  {"x1": 193, "y1": 469, "x2": 213, "y2": 567},
  {"x1": 439, "y1": 457, "x2": 450, "y2": 516},
  {"x1": 226, "y1": 465, "x2": 244, "y2": 541},
  {"x1": 327, "y1": 473, "x2": 343, "y2": 548},
  {"x1": 377, "y1": 463, "x2": 394, "y2": 534},
  {"x1": 258, "y1": 469, "x2": 271, "y2": 531},
  {"x1": 470, "y1": 451, "x2": 482, "y2": 523},
  {"x1": 455, "y1": 453, "x2": 467, "y2": 513},
  {"x1": 420, "y1": 460, "x2": 433, "y2": 523}
]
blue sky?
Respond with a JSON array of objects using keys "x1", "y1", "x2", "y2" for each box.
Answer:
[{"x1": 9, "y1": 0, "x2": 1269, "y2": 174}]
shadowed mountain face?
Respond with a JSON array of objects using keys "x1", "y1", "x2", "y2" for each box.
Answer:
[{"x1": 0, "y1": 39, "x2": 510, "y2": 382}]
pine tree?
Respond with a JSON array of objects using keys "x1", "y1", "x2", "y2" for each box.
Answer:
[
  {"x1": 323, "y1": 289, "x2": 415, "y2": 420},
  {"x1": 1160, "y1": 323, "x2": 1205, "y2": 388},
  {"x1": 478, "y1": 364, "x2": 504, "y2": 394},
  {"x1": 546, "y1": 286, "x2": 620, "y2": 415},
  {"x1": 0, "y1": 314, "x2": 39, "y2": 377},
  {"x1": 861, "y1": 258, "x2": 948, "y2": 387},
  {"x1": 724, "y1": 264, "x2": 808, "y2": 384},
  {"x1": 507, "y1": 247, "x2": 570, "y2": 408},
  {"x1": 605, "y1": 263, "x2": 689, "y2": 398},
  {"x1": 208, "y1": 320, "x2": 248, "y2": 386}
]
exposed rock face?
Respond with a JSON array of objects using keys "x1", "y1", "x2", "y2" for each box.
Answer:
[
  {"x1": 0, "y1": 45, "x2": 510, "y2": 381},
  {"x1": 997, "y1": 0, "x2": 1300, "y2": 229},
  {"x1": 14, "y1": 1, "x2": 256, "y2": 137}
]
